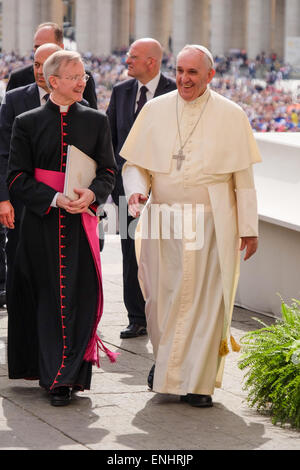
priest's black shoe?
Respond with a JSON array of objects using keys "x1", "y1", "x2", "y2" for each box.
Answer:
[
  {"x1": 147, "y1": 364, "x2": 155, "y2": 390},
  {"x1": 180, "y1": 394, "x2": 213, "y2": 408},
  {"x1": 120, "y1": 323, "x2": 147, "y2": 339},
  {"x1": 50, "y1": 386, "x2": 71, "y2": 406}
]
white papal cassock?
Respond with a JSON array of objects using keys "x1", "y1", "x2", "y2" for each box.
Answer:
[{"x1": 121, "y1": 88, "x2": 261, "y2": 396}]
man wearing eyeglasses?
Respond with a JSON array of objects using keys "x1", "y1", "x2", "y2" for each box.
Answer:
[
  {"x1": 107, "y1": 38, "x2": 176, "y2": 340},
  {"x1": 6, "y1": 50, "x2": 117, "y2": 406}
]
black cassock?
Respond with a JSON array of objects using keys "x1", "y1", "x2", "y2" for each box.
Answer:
[{"x1": 7, "y1": 99, "x2": 116, "y2": 391}]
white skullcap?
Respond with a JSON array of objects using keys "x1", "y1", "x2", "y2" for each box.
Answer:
[{"x1": 179, "y1": 44, "x2": 215, "y2": 68}]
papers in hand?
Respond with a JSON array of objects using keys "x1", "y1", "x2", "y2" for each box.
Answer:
[{"x1": 63, "y1": 145, "x2": 97, "y2": 216}]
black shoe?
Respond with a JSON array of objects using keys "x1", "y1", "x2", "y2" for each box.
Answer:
[
  {"x1": 0, "y1": 290, "x2": 6, "y2": 307},
  {"x1": 147, "y1": 364, "x2": 155, "y2": 390},
  {"x1": 50, "y1": 387, "x2": 71, "y2": 406},
  {"x1": 180, "y1": 393, "x2": 213, "y2": 408},
  {"x1": 120, "y1": 323, "x2": 147, "y2": 339}
]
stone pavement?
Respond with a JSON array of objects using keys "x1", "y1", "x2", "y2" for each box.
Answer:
[{"x1": 0, "y1": 234, "x2": 299, "y2": 451}]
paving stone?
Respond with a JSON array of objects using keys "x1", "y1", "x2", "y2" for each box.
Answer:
[{"x1": 0, "y1": 235, "x2": 299, "y2": 451}]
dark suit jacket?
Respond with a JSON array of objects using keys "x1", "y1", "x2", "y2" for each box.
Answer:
[
  {"x1": 107, "y1": 73, "x2": 176, "y2": 173},
  {"x1": 6, "y1": 63, "x2": 98, "y2": 110},
  {"x1": 0, "y1": 83, "x2": 41, "y2": 200}
]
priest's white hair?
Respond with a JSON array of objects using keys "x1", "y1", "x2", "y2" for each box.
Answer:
[
  {"x1": 43, "y1": 50, "x2": 83, "y2": 90},
  {"x1": 178, "y1": 44, "x2": 215, "y2": 69}
]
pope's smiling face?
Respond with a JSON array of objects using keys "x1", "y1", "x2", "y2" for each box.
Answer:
[{"x1": 176, "y1": 49, "x2": 215, "y2": 102}]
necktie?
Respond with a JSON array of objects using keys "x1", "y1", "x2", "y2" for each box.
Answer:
[
  {"x1": 134, "y1": 86, "x2": 148, "y2": 119},
  {"x1": 43, "y1": 93, "x2": 50, "y2": 103}
]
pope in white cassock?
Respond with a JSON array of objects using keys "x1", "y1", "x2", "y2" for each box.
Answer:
[{"x1": 120, "y1": 45, "x2": 262, "y2": 408}]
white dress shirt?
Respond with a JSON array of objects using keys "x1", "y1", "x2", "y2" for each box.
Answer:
[
  {"x1": 38, "y1": 86, "x2": 50, "y2": 106},
  {"x1": 135, "y1": 73, "x2": 161, "y2": 112}
]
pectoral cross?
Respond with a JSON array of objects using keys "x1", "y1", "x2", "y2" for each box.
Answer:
[{"x1": 172, "y1": 148, "x2": 186, "y2": 170}]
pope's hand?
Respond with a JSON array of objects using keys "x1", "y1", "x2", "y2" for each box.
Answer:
[
  {"x1": 240, "y1": 236, "x2": 258, "y2": 261},
  {"x1": 128, "y1": 193, "x2": 148, "y2": 218}
]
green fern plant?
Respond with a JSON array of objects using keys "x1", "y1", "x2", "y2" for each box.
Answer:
[{"x1": 238, "y1": 299, "x2": 300, "y2": 429}]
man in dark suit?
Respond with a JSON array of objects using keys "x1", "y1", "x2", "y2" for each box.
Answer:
[
  {"x1": 6, "y1": 22, "x2": 97, "y2": 109},
  {"x1": 0, "y1": 43, "x2": 62, "y2": 301},
  {"x1": 107, "y1": 38, "x2": 176, "y2": 339}
]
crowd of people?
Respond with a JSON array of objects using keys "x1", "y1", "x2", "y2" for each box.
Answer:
[
  {"x1": 1, "y1": 48, "x2": 299, "y2": 132},
  {"x1": 212, "y1": 76, "x2": 300, "y2": 131}
]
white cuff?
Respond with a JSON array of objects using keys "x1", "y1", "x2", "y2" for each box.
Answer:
[
  {"x1": 122, "y1": 163, "x2": 149, "y2": 202},
  {"x1": 51, "y1": 192, "x2": 59, "y2": 207}
]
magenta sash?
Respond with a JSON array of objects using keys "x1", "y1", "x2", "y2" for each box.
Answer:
[{"x1": 34, "y1": 168, "x2": 118, "y2": 366}]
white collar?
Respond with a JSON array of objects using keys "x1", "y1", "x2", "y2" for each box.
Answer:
[
  {"x1": 137, "y1": 72, "x2": 161, "y2": 97},
  {"x1": 178, "y1": 87, "x2": 210, "y2": 108},
  {"x1": 49, "y1": 94, "x2": 71, "y2": 112},
  {"x1": 38, "y1": 86, "x2": 50, "y2": 104}
]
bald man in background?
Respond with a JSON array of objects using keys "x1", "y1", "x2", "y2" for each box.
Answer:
[
  {"x1": 6, "y1": 22, "x2": 97, "y2": 109},
  {"x1": 107, "y1": 38, "x2": 176, "y2": 338}
]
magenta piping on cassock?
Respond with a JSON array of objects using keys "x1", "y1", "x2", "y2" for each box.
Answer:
[{"x1": 34, "y1": 168, "x2": 119, "y2": 366}]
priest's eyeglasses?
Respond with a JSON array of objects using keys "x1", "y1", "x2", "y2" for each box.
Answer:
[{"x1": 55, "y1": 73, "x2": 90, "y2": 83}]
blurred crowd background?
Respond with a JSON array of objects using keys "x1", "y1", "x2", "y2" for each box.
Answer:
[{"x1": 0, "y1": 48, "x2": 299, "y2": 132}]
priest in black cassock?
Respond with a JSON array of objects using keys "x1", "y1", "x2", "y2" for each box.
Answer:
[{"x1": 7, "y1": 50, "x2": 117, "y2": 406}]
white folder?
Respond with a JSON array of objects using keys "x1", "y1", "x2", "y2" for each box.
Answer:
[{"x1": 64, "y1": 145, "x2": 97, "y2": 216}]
